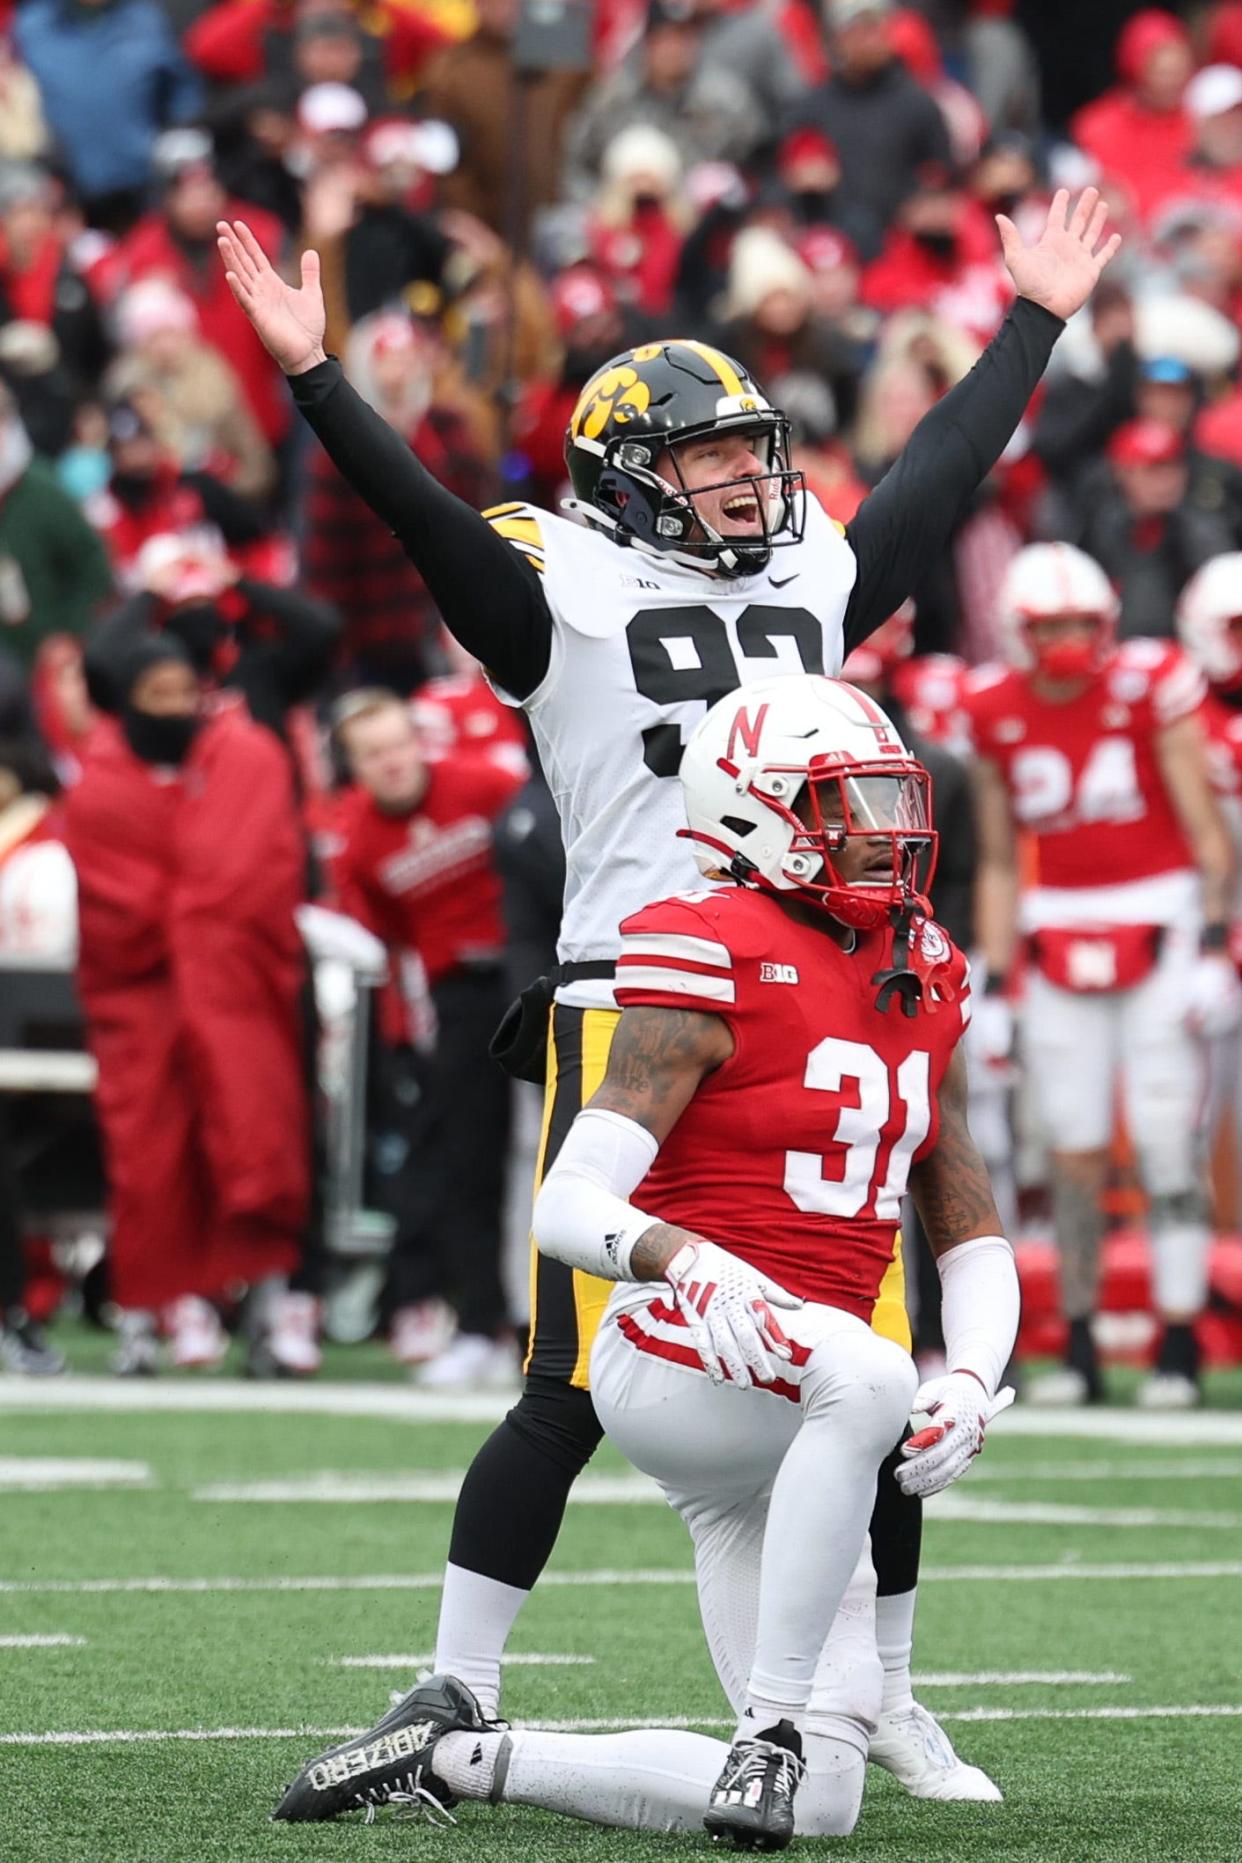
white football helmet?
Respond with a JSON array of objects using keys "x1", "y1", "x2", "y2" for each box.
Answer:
[
  {"x1": 997, "y1": 542, "x2": 1119, "y2": 675},
  {"x1": 678, "y1": 673, "x2": 936, "y2": 930},
  {"x1": 1177, "y1": 553, "x2": 1242, "y2": 691}
]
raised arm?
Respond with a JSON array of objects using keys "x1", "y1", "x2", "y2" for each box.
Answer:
[
  {"x1": 843, "y1": 189, "x2": 1122, "y2": 649},
  {"x1": 532, "y1": 1004, "x2": 800, "y2": 1387},
  {"x1": 217, "y1": 220, "x2": 554, "y2": 700}
]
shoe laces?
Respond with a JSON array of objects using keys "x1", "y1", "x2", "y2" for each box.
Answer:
[
  {"x1": 352, "y1": 1772, "x2": 456, "y2": 1827},
  {"x1": 905, "y1": 1703, "x2": 958, "y2": 1768},
  {"x1": 719, "y1": 1737, "x2": 805, "y2": 1798}
]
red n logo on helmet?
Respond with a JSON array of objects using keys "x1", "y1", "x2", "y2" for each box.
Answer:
[{"x1": 727, "y1": 703, "x2": 768, "y2": 761}]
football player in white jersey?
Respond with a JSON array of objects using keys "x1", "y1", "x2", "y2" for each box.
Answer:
[{"x1": 220, "y1": 188, "x2": 1120, "y2": 1804}]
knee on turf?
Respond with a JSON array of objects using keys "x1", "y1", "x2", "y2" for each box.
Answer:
[{"x1": 800, "y1": 1328, "x2": 918, "y2": 1455}]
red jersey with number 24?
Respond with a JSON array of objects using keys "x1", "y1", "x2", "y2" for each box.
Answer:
[
  {"x1": 962, "y1": 640, "x2": 1204, "y2": 891},
  {"x1": 614, "y1": 885, "x2": 970, "y2": 1325}
]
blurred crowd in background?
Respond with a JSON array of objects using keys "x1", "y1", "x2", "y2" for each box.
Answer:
[{"x1": 5, "y1": 0, "x2": 1242, "y2": 1387}]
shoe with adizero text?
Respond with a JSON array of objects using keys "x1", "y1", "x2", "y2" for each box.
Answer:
[
  {"x1": 272, "y1": 1673, "x2": 488, "y2": 1823},
  {"x1": 704, "y1": 1720, "x2": 805, "y2": 1851}
]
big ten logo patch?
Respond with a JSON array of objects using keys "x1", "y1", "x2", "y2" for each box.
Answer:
[{"x1": 759, "y1": 962, "x2": 799, "y2": 985}]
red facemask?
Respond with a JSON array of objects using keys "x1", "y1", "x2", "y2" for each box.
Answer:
[{"x1": 1027, "y1": 626, "x2": 1102, "y2": 682}]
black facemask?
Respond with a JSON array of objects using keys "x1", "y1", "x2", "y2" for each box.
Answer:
[
  {"x1": 110, "y1": 469, "x2": 157, "y2": 507},
  {"x1": 792, "y1": 188, "x2": 834, "y2": 223},
  {"x1": 165, "y1": 602, "x2": 224, "y2": 673},
  {"x1": 912, "y1": 229, "x2": 958, "y2": 261},
  {"x1": 630, "y1": 192, "x2": 664, "y2": 214},
  {"x1": 122, "y1": 706, "x2": 201, "y2": 765}
]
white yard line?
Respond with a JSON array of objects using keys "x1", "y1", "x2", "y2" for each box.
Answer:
[
  {"x1": 970, "y1": 1457, "x2": 1242, "y2": 1483},
  {"x1": 0, "y1": 1635, "x2": 86, "y2": 1649},
  {"x1": 332, "y1": 1654, "x2": 595, "y2": 1669},
  {"x1": 0, "y1": 1459, "x2": 151, "y2": 1491},
  {"x1": 927, "y1": 1496, "x2": 1242, "y2": 1530},
  {"x1": 3, "y1": 1561, "x2": 1242, "y2": 1596},
  {"x1": 7, "y1": 1376, "x2": 1242, "y2": 1446},
  {"x1": 193, "y1": 1473, "x2": 663, "y2": 1505},
  {"x1": 193, "y1": 1472, "x2": 1242, "y2": 1526},
  {"x1": 4, "y1": 1705, "x2": 1242, "y2": 1746},
  {"x1": 910, "y1": 1671, "x2": 1130, "y2": 1687}
]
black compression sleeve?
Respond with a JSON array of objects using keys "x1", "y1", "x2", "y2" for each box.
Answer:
[
  {"x1": 843, "y1": 298, "x2": 1063, "y2": 651},
  {"x1": 289, "y1": 359, "x2": 554, "y2": 700}
]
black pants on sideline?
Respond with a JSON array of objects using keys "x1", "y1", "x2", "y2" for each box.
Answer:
[
  {"x1": 382, "y1": 966, "x2": 510, "y2": 1338},
  {"x1": 447, "y1": 1003, "x2": 922, "y2": 1599}
]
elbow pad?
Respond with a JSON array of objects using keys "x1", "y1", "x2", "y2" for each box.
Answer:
[{"x1": 533, "y1": 1108, "x2": 660, "y2": 1281}]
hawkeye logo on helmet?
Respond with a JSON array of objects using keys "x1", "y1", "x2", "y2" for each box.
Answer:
[
  {"x1": 573, "y1": 366, "x2": 652, "y2": 441},
  {"x1": 726, "y1": 703, "x2": 769, "y2": 761}
]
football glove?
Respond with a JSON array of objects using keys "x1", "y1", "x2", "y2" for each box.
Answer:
[
  {"x1": 1184, "y1": 953, "x2": 1242, "y2": 1039},
  {"x1": 895, "y1": 1375, "x2": 1015, "y2": 1498},
  {"x1": 663, "y1": 1240, "x2": 801, "y2": 1389}
]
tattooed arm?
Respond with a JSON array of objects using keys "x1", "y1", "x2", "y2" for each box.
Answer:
[
  {"x1": 577, "y1": 1005, "x2": 732, "y2": 1281},
  {"x1": 909, "y1": 1045, "x2": 1004, "y2": 1259}
]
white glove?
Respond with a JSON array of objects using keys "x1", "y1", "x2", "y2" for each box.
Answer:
[
  {"x1": 1184, "y1": 952, "x2": 1242, "y2": 1039},
  {"x1": 895, "y1": 1374, "x2": 1015, "y2": 1498},
  {"x1": 663, "y1": 1241, "x2": 802, "y2": 1390}
]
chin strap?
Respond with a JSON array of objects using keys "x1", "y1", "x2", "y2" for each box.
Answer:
[
  {"x1": 871, "y1": 902, "x2": 923, "y2": 1018},
  {"x1": 871, "y1": 897, "x2": 959, "y2": 1018}
]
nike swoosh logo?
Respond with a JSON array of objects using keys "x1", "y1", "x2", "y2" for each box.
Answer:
[{"x1": 769, "y1": 573, "x2": 800, "y2": 588}]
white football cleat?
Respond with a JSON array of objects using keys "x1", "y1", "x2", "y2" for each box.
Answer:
[
  {"x1": 1024, "y1": 1365, "x2": 1094, "y2": 1407},
  {"x1": 166, "y1": 1296, "x2": 228, "y2": 1371},
  {"x1": 870, "y1": 1704, "x2": 1002, "y2": 1802},
  {"x1": 418, "y1": 1333, "x2": 520, "y2": 1391},
  {"x1": 1136, "y1": 1370, "x2": 1200, "y2": 1411},
  {"x1": 266, "y1": 1292, "x2": 323, "y2": 1376},
  {"x1": 391, "y1": 1298, "x2": 456, "y2": 1367},
  {"x1": 111, "y1": 1310, "x2": 160, "y2": 1377}
]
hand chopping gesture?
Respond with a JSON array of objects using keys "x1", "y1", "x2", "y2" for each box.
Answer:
[
  {"x1": 217, "y1": 219, "x2": 327, "y2": 376},
  {"x1": 997, "y1": 186, "x2": 1122, "y2": 323}
]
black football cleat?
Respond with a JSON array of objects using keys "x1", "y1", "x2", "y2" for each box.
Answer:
[
  {"x1": 704, "y1": 1719, "x2": 806, "y2": 1852},
  {"x1": 272, "y1": 1673, "x2": 489, "y2": 1823}
]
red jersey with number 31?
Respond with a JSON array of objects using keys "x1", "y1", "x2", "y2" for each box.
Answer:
[
  {"x1": 962, "y1": 640, "x2": 1204, "y2": 892},
  {"x1": 614, "y1": 885, "x2": 970, "y2": 1324}
]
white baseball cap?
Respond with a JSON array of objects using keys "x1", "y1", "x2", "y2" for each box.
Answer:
[
  {"x1": 297, "y1": 83, "x2": 368, "y2": 138},
  {"x1": 1186, "y1": 64, "x2": 1242, "y2": 121}
]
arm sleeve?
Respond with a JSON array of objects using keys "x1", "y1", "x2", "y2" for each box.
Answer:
[
  {"x1": 289, "y1": 359, "x2": 554, "y2": 699},
  {"x1": 843, "y1": 298, "x2": 1063, "y2": 651}
]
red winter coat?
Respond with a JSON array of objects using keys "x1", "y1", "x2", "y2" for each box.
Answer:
[
  {"x1": 94, "y1": 203, "x2": 289, "y2": 445},
  {"x1": 64, "y1": 705, "x2": 309, "y2": 1309}
]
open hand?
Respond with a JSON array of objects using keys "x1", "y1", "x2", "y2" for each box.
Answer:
[
  {"x1": 217, "y1": 219, "x2": 327, "y2": 376},
  {"x1": 997, "y1": 187, "x2": 1122, "y2": 323}
]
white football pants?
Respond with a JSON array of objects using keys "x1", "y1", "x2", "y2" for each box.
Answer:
[
  {"x1": 1023, "y1": 925, "x2": 1207, "y2": 1190},
  {"x1": 570, "y1": 1289, "x2": 917, "y2": 1836}
]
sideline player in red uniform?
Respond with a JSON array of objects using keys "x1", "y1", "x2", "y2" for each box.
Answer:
[
  {"x1": 274, "y1": 677, "x2": 1019, "y2": 1845},
  {"x1": 965, "y1": 544, "x2": 1238, "y2": 1409},
  {"x1": 332, "y1": 690, "x2": 523, "y2": 1381}
]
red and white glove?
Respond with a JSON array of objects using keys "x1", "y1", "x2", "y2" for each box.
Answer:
[
  {"x1": 663, "y1": 1241, "x2": 802, "y2": 1389},
  {"x1": 896, "y1": 1374, "x2": 1015, "y2": 1498},
  {"x1": 1184, "y1": 953, "x2": 1242, "y2": 1039}
]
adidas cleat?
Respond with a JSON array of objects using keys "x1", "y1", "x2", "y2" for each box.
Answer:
[
  {"x1": 272, "y1": 1672, "x2": 488, "y2": 1823},
  {"x1": 704, "y1": 1719, "x2": 805, "y2": 1851}
]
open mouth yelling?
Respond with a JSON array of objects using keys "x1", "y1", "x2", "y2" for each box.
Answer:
[{"x1": 719, "y1": 489, "x2": 763, "y2": 531}]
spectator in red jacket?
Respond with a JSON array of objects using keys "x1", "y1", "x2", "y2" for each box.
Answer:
[
  {"x1": 509, "y1": 264, "x2": 632, "y2": 509},
  {"x1": 1072, "y1": 8, "x2": 1194, "y2": 224},
  {"x1": 186, "y1": 0, "x2": 449, "y2": 100},
  {"x1": 587, "y1": 123, "x2": 690, "y2": 318},
  {"x1": 62, "y1": 634, "x2": 311, "y2": 1375},
  {"x1": 0, "y1": 163, "x2": 109, "y2": 387},
  {"x1": 860, "y1": 162, "x2": 1010, "y2": 340},
  {"x1": 1149, "y1": 64, "x2": 1242, "y2": 231},
  {"x1": 332, "y1": 688, "x2": 520, "y2": 1386},
  {"x1": 95, "y1": 129, "x2": 290, "y2": 449}
]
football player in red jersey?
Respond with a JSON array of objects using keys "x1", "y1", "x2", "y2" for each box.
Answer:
[
  {"x1": 272, "y1": 677, "x2": 1018, "y2": 1845},
  {"x1": 965, "y1": 543, "x2": 1239, "y2": 1410},
  {"x1": 1177, "y1": 554, "x2": 1242, "y2": 1218}
]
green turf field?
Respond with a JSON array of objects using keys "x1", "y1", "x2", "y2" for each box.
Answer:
[{"x1": 3, "y1": 1328, "x2": 1242, "y2": 1862}]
